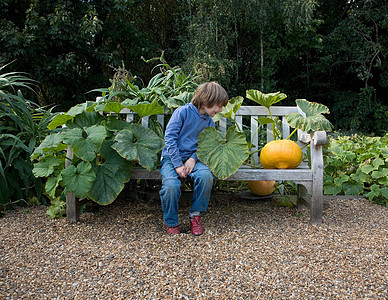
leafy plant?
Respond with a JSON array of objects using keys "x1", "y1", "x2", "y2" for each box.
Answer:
[
  {"x1": 46, "y1": 195, "x2": 66, "y2": 219},
  {"x1": 324, "y1": 133, "x2": 388, "y2": 206},
  {"x1": 246, "y1": 90, "x2": 287, "y2": 140},
  {"x1": 32, "y1": 62, "x2": 199, "y2": 215},
  {"x1": 0, "y1": 63, "x2": 56, "y2": 209},
  {"x1": 197, "y1": 90, "x2": 333, "y2": 179},
  {"x1": 91, "y1": 56, "x2": 201, "y2": 112},
  {"x1": 32, "y1": 101, "x2": 164, "y2": 207}
]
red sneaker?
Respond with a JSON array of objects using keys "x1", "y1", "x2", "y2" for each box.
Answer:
[
  {"x1": 166, "y1": 226, "x2": 180, "y2": 234},
  {"x1": 190, "y1": 216, "x2": 204, "y2": 236}
]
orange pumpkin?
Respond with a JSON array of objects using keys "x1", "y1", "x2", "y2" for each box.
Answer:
[
  {"x1": 248, "y1": 180, "x2": 276, "y2": 196},
  {"x1": 260, "y1": 139, "x2": 303, "y2": 169}
]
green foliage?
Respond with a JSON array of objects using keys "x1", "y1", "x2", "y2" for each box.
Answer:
[
  {"x1": 286, "y1": 99, "x2": 334, "y2": 133},
  {"x1": 1, "y1": 0, "x2": 387, "y2": 135},
  {"x1": 0, "y1": 63, "x2": 56, "y2": 208},
  {"x1": 197, "y1": 126, "x2": 249, "y2": 180},
  {"x1": 246, "y1": 90, "x2": 287, "y2": 140},
  {"x1": 112, "y1": 125, "x2": 164, "y2": 171},
  {"x1": 324, "y1": 133, "x2": 388, "y2": 206},
  {"x1": 32, "y1": 63, "x2": 197, "y2": 213},
  {"x1": 212, "y1": 96, "x2": 244, "y2": 123},
  {"x1": 246, "y1": 90, "x2": 287, "y2": 108},
  {"x1": 46, "y1": 196, "x2": 66, "y2": 219},
  {"x1": 197, "y1": 89, "x2": 333, "y2": 178},
  {"x1": 312, "y1": 0, "x2": 388, "y2": 135},
  {"x1": 92, "y1": 59, "x2": 201, "y2": 113},
  {"x1": 32, "y1": 102, "x2": 164, "y2": 207},
  {"x1": 1, "y1": 0, "x2": 186, "y2": 108}
]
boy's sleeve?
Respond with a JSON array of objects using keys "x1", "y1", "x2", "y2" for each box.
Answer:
[{"x1": 164, "y1": 109, "x2": 184, "y2": 168}]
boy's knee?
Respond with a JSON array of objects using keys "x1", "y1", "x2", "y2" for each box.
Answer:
[
  {"x1": 196, "y1": 170, "x2": 213, "y2": 185},
  {"x1": 162, "y1": 178, "x2": 181, "y2": 190}
]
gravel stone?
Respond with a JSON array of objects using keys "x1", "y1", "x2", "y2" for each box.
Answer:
[{"x1": 0, "y1": 194, "x2": 387, "y2": 299}]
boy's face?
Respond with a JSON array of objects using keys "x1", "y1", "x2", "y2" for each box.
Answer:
[{"x1": 200, "y1": 104, "x2": 224, "y2": 117}]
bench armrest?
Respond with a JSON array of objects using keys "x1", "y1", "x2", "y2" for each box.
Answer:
[
  {"x1": 299, "y1": 131, "x2": 327, "y2": 146},
  {"x1": 312, "y1": 131, "x2": 327, "y2": 146}
]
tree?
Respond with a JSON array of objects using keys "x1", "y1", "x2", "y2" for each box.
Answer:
[
  {"x1": 312, "y1": 0, "x2": 388, "y2": 134},
  {"x1": 0, "y1": 0, "x2": 186, "y2": 110}
]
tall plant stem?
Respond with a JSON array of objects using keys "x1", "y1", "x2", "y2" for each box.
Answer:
[
  {"x1": 267, "y1": 107, "x2": 280, "y2": 140},
  {"x1": 233, "y1": 119, "x2": 242, "y2": 132},
  {"x1": 286, "y1": 128, "x2": 298, "y2": 140}
]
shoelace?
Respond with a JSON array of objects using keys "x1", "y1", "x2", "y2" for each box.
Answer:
[{"x1": 191, "y1": 217, "x2": 201, "y2": 228}]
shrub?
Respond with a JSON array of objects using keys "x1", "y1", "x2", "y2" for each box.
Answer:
[
  {"x1": 324, "y1": 133, "x2": 388, "y2": 206},
  {"x1": 31, "y1": 61, "x2": 200, "y2": 217},
  {"x1": 0, "y1": 63, "x2": 57, "y2": 210}
]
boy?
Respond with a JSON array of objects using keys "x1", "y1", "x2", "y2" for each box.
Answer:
[{"x1": 159, "y1": 82, "x2": 229, "y2": 235}]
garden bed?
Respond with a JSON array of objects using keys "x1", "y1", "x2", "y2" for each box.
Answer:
[{"x1": 0, "y1": 194, "x2": 387, "y2": 298}]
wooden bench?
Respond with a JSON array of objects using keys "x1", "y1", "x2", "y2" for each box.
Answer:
[{"x1": 66, "y1": 105, "x2": 327, "y2": 224}]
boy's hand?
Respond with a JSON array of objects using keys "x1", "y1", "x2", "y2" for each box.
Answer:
[
  {"x1": 175, "y1": 165, "x2": 188, "y2": 178},
  {"x1": 175, "y1": 158, "x2": 196, "y2": 178},
  {"x1": 184, "y1": 158, "x2": 196, "y2": 175}
]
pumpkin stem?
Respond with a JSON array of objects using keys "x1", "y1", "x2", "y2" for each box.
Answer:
[{"x1": 285, "y1": 128, "x2": 298, "y2": 140}]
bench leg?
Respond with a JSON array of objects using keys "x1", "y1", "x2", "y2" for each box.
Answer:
[
  {"x1": 310, "y1": 187, "x2": 323, "y2": 224},
  {"x1": 310, "y1": 139, "x2": 324, "y2": 224},
  {"x1": 296, "y1": 184, "x2": 308, "y2": 208},
  {"x1": 66, "y1": 192, "x2": 80, "y2": 223}
]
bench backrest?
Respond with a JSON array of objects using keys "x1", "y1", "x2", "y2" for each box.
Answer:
[
  {"x1": 109, "y1": 104, "x2": 307, "y2": 163},
  {"x1": 220, "y1": 106, "x2": 306, "y2": 162}
]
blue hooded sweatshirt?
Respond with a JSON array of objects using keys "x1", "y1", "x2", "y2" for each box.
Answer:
[{"x1": 161, "y1": 103, "x2": 215, "y2": 168}]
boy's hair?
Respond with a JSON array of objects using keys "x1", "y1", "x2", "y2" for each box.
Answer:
[{"x1": 191, "y1": 81, "x2": 229, "y2": 109}]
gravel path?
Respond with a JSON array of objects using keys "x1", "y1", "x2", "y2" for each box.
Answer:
[{"x1": 0, "y1": 193, "x2": 387, "y2": 299}]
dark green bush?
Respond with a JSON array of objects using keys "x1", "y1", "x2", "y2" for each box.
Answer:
[
  {"x1": 0, "y1": 64, "x2": 57, "y2": 210},
  {"x1": 324, "y1": 133, "x2": 388, "y2": 207}
]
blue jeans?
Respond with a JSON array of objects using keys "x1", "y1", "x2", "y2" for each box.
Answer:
[{"x1": 159, "y1": 157, "x2": 214, "y2": 227}]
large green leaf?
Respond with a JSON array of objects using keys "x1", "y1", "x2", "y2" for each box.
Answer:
[
  {"x1": 246, "y1": 90, "x2": 287, "y2": 108},
  {"x1": 286, "y1": 99, "x2": 333, "y2": 132},
  {"x1": 62, "y1": 125, "x2": 107, "y2": 161},
  {"x1": 31, "y1": 132, "x2": 65, "y2": 159},
  {"x1": 104, "y1": 117, "x2": 131, "y2": 132},
  {"x1": 364, "y1": 184, "x2": 381, "y2": 201},
  {"x1": 61, "y1": 161, "x2": 96, "y2": 198},
  {"x1": 343, "y1": 181, "x2": 364, "y2": 195},
  {"x1": 88, "y1": 141, "x2": 132, "y2": 205},
  {"x1": 47, "y1": 114, "x2": 73, "y2": 130},
  {"x1": 66, "y1": 102, "x2": 97, "y2": 116},
  {"x1": 33, "y1": 156, "x2": 63, "y2": 177},
  {"x1": 371, "y1": 168, "x2": 388, "y2": 180},
  {"x1": 213, "y1": 96, "x2": 244, "y2": 122},
  {"x1": 45, "y1": 175, "x2": 62, "y2": 198},
  {"x1": 350, "y1": 168, "x2": 370, "y2": 183},
  {"x1": 125, "y1": 99, "x2": 164, "y2": 119},
  {"x1": 164, "y1": 92, "x2": 193, "y2": 108},
  {"x1": 256, "y1": 116, "x2": 275, "y2": 125},
  {"x1": 197, "y1": 126, "x2": 249, "y2": 179},
  {"x1": 112, "y1": 124, "x2": 164, "y2": 171},
  {"x1": 360, "y1": 164, "x2": 376, "y2": 174},
  {"x1": 381, "y1": 187, "x2": 388, "y2": 201},
  {"x1": 324, "y1": 180, "x2": 342, "y2": 195},
  {"x1": 66, "y1": 111, "x2": 105, "y2": 130},
  {"x1": 94, "y1": 101, "x2": 126, "y2": 114},
  {"x1": 47, "y1": 102, "x2": 98, "y2": 130}
]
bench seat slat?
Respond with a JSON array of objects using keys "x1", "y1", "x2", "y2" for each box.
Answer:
[{"x1": 130, "y1": 167, "x2": 313, "y2": 181}]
